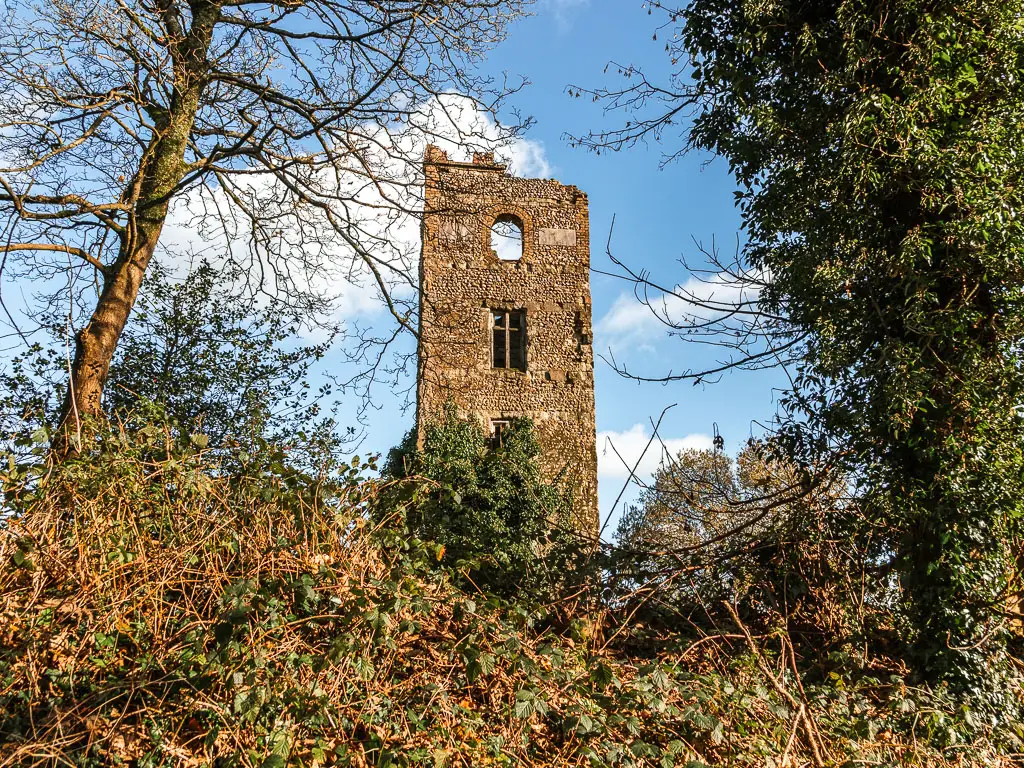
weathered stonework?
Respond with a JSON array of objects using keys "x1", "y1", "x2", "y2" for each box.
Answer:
[{"x1": 416, "y1": 145, "x2": 599, "y2": 533}]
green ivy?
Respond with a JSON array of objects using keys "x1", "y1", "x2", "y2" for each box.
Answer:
[
  {"x1": 382, "y1": 406, "x2": 577, "y2": 595},
  {"x1": 632, "y1": 0, "x2": 1024, "y2": 696}
]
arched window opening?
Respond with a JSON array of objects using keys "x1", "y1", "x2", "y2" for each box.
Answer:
[{"x1": 490, "y1": 214, "x2": 523, "y2": 261}]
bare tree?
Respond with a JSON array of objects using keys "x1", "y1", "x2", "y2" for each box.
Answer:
[
  {"x1": 595, "y1": 224, "x2": 801, "y2": 388},
  {"x1": 564, "y1": 2, "x2": 800, "y2": 388},
  {"x1": 0, "y1": 0, "x2": 530, "y2": 452}
]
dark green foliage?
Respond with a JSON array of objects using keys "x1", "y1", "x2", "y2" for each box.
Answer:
[
  {"x1": 0, "y1": 342, "x2": 63, "y2": 452},
  {"x1": 684, "y1": 0, "x2": 1024, "y2": 690},
  {"x1": 1, "y1": 261, "x2": 347, "y2": 466},
  {"x1": 383, "y1": 407, "x2": 575, "y2": 594},
  {"x1": 590, "y1": 0, "x2": 1024, "y2": 692},
  {"x1": 106, "y1": 261, "x2": 338, "y2": 450}
]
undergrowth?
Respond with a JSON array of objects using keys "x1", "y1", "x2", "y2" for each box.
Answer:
[{"x1": 0, "y1": 427, "x2": 1019, "y2": 766}]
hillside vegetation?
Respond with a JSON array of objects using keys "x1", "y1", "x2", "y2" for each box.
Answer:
[
  {"x1": 3, "y1": 1, "x2": 1024, "y2": 762},
  {"x1": 1, "y1": 423, "x2": 1019, "y2": 767}
]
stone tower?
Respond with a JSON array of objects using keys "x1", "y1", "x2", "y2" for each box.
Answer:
[{"x1": 416, "y1": 145, "x2": 598, "y2": 532}]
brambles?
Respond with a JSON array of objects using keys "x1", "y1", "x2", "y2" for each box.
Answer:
[{"x1": 1, "y1": 425, "x2": 1018, "y2": 765}]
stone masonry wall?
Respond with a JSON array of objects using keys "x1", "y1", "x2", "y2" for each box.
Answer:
[{"x1": 416, "y1": 145, "x2": 599, "y2": 533}]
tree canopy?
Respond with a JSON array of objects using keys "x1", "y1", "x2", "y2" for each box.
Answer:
[
  {"x1": 0, "y1": 0, "x2": 530, "y2": 449},
  {"x1": 575, "y1": 0, "x2": 1024, "y2": 692}
]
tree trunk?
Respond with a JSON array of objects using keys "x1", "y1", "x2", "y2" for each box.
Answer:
[
  {"x1": 54, "y1": 221, "x2": 165, "y2": 454},
  {"x1": 51, "y1": 2, "x2": 220, "y2": 456}
]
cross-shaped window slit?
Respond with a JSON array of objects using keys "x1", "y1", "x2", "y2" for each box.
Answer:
[{"x1": 491, "y1": 309, "x2": 525, "y2": 371}]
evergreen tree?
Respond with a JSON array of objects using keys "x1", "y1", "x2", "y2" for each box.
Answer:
[{"x1": 384, "y1": 408, "x2": 574, "y2": 594}]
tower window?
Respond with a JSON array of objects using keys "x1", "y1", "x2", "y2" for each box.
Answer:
[
  {"x1": 490, "y1": 419, "x2": 511, "y2": 447},
  {"x1": 490, "y1": 215, "x2": 524, "y2": 261},
  {"x1": 491, "y1": 309, "x2": 526, "y2": 371}
]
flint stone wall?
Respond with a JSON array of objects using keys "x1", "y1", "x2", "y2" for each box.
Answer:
[{"x1": 416, "y1": 146, "x2": 599, "y2": 533}]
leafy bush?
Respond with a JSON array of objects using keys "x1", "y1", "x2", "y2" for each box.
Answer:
[
  {"x1": 382, "y1": 408, "x2": 577, "y2": 595},
  {"x1": 0, "y1": 260, "x2": 346, "y2": 467}
]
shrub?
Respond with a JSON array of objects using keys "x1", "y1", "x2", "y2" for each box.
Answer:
[
  {"x1": 613, "y1": 443, "x2": 880, "y2": 656},
  {"x1": 382, "y1": 408, "x2": 577, "y2": 595}
]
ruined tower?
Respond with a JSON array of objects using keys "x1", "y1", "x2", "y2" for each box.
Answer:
[{"x1": 416, "y1": 145, "x2": 598, "y2": 531}]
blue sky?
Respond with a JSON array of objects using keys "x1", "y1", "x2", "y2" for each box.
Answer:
[
  {"x1": 351, "y1": 1, "x2": 788, "y2": 531},
  {"x1": 0, "y1": 0, "x2": 787, "y2": 536}
]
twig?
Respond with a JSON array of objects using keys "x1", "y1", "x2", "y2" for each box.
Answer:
[{"x1": 724, "y1": 601, "x2": 828, "y2": 768}]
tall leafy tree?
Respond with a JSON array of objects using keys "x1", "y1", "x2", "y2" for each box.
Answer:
[{"x1": 576, "y1": 1, "x2": 1024, "y2": 688}]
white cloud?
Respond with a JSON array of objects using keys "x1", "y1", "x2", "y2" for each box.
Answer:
[
  {"x1": 506, "y1": 135, "x2": 552, "y2": 179},
  {"x1": 597, "y1": 423, "x2": 714, "y2": 483},
  {"x1": 543, "y1": 0, "x2": 589, "y2": 30},
  {"x1": 595, "y1": 272, "x2": 758, "y2": 353},
  {"x1": 595, "y1": 292, "x2": 660, "y2": 351},
  {"x1": 156, "y1": 94, "x2": 552, "y2": 332}
]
